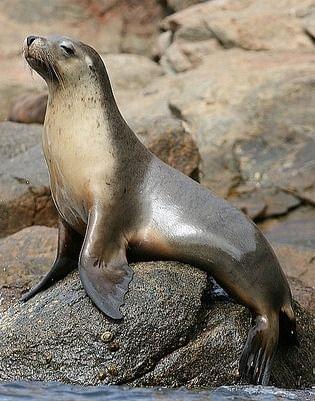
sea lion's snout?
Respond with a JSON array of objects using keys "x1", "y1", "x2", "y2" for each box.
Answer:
[
  {"x1": 26, "y1": 36, "x2": 37, "y2": 47},
  {"x1": 23, "y1": 35, "x2": 44, "y2": 56},
  {"x1": 23, "y1": 35, "x2": 47, "y2": 64},
  {"x1": 24, "y1": 35, "x2": 65, "y2": 84}
]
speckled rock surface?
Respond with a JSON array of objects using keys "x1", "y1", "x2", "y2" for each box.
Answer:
[
  {"x1": 0, "y1": 261, "x2": 313, "y2": 388},
  {"x1": 134, "y1": 301, "x2": 315, "y2": 389},
  {"x1": 0, "y1": 263, "x2": 206, "y2": 386}
]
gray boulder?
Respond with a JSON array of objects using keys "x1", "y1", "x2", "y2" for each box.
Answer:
[
  {"x1": 0, "y1": 122, "x2": 42, "y2": 162},
  {"x1": 0, "y1": 267, "x2": 313, "y2": 388},
  {"x1": 0, "y1": 225, "x2": 313, "y2": 388},
  {"x1": 0, "y1": 263, "x2": 206, "y2": 386}
]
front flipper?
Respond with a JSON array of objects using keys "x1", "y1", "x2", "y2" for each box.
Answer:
[
  {"x1": 79, "y1": 208, "x2": 133, "y2": 320},
  {"x1": 21, "y1": 218, "x2": 83, "y2": 301}
]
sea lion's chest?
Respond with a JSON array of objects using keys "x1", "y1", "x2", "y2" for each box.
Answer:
[{"x1": 43, "y1": 99, "x2": 116, "y2": 232}]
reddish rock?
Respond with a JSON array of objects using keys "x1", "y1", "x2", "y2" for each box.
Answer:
[
  {"x1": 0, "y1": 144, "x2": 57, "y2": 238},
  {"x1": 0, "y1": 226, "x2": 56, "y2": 313},
  {"x1": 265, "y1": 217, "x2": 315, "y2": 289},
  {"x1": 8, "y1": 93, "x2": 47, "y2": 124},
  {"x1": 146, "y1": 121, "x2": 200, "y2": 181},
  {"x1": 289, "y1": 277, "x2": 315, "y2": 315}
]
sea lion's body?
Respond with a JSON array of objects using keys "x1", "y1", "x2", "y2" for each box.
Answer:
[{"x1": 23, "y1": 35, "x2": 297, "y2": 385}]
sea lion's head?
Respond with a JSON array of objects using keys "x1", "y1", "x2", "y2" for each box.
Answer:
[{"x1": 23, "y1": 35, "x2": 104, "y2": 88}]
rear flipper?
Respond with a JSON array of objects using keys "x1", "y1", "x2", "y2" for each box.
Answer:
[{"x1": 239, "y1": 313, "x2": 279, "y2": 385}]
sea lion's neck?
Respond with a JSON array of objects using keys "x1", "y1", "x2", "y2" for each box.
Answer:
[
  {"x1": 47, "y1": 75, "x2": 120, "y2": 123},
  {"x1": 44, "y1": 78, "x2": 145, "y2": 159}
]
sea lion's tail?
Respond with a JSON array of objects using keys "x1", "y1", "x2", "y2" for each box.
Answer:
[{"x1": 279, "y1": 303, "x2": 299, "y2": 346}]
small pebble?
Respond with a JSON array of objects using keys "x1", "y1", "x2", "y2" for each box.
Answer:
[
  {"x1": 98, "y1": 369, "x2": 107, "y2": 380},
  {"x1": 107, "y1": 363, "x2": 118, "y2": 376},
  {"x1": 100, "y1": 331, "x2": 114, "y2": 343},
  {"x1": 108, "y1": 340, "x2": 120, "y2": 352}
]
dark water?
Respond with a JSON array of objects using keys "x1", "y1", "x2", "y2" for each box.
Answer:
[{"x1": 0, "y1": 382, "x2": 314, "y2": 401}]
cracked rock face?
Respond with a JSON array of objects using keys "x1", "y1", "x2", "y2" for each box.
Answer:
[{"x1": 158, "y1": 0, "x2": 314, "y2": 72}]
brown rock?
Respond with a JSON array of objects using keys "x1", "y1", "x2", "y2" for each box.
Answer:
[
  {"x1": 160, "y1": 40, "x2": 220, "y2": 73},
  {"x1": 146, "y1": 121, "x2": 200, "y2": 180},
  {"x1": 266, "y1": 218, "x2": 315, "y2": 250},
  {"x1": 274, "y1": 244, "x2": 315, "y2": 289},
  {"x1": 0, "y1": 0, "x2": 166, "y2": 59},
  {"x1": 289, "y1": 277, "x2": 315, "y2": 315},
  {"x1": 0, "y1": 226, "x2": 56, "y2": 313},
  {"x1": 8, "y1": 93, "x2": 47, "y2": 124},
  {"x1": 0, "y1": 144, "x2": 57, "y2": 238},
  {"x1": 102, "y1": 54, "x2": 164, "y2": 92},
  {"x1": 166, "y1": 0, "x2": 205, "y2": 12},
  {"x1": 158, "y1": 0, "x2": 314, "y2": 72},
  {"x1": 259, "y1": 205, "x2": 315, "y2": 233},
  {"x1": 264, "y1": 216, "x2": 315, "y2": 289},
  {"x1": 228, "y1": 188, "x2": 300, "y2": 220}
]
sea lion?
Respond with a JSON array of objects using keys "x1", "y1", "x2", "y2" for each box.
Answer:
[{"x1": 22, "y1": 35, "x2": 297, "y2": 385}]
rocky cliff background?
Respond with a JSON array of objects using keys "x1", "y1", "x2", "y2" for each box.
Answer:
[{"x1": 0, "y1": 0, "x2": 314, "y2": 389}]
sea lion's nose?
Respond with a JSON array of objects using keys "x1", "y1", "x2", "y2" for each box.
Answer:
[{"x1": 27, "y1": 36, "x2": 37, "y2": 47}]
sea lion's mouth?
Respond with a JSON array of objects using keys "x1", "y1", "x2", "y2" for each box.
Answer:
[{"x1": 24, "y1": 51, "x2": 60, "y2": 83}]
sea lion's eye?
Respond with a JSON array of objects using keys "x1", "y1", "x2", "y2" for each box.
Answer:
[{"x1": 60, "y1": 44, "x2": 75, "y2": 56}]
